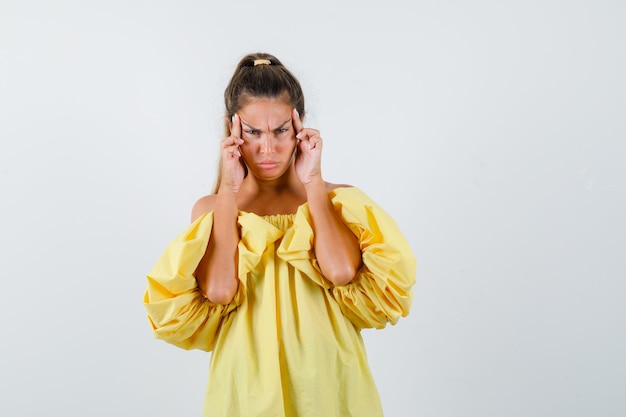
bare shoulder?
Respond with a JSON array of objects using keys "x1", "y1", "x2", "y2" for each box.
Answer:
[
  {"x1": 325, "y1": 182, "x2": 353, "y2": 192},
  {"x1": 191, "y1": 194, "x2": 217, "y2": 222}
]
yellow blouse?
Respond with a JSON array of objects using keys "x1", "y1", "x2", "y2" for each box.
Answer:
[{"x1": 144, "y1": 187, "x2": 416, "y2": 417}]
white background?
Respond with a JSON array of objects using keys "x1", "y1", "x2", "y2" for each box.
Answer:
[{"x1": 1, "y1": 1, "x2": 625, "y2": 416}]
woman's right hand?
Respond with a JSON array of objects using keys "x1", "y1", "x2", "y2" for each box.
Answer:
[{"x1": 219, "y1": 113, "x2": 246, "y2": 193}]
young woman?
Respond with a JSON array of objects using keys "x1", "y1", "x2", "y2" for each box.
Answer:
[{"x1": 144, "y1": 52, "x2": 416, "y2": 417}]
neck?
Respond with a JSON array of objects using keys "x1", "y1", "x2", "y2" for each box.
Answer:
[{"x1": 237, "y1": 166, "x2": 308, "y2": 215}]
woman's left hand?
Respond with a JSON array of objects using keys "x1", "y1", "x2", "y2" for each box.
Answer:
[{"x1": 292, "y1": 109, "x2": 323, "y2": 185}]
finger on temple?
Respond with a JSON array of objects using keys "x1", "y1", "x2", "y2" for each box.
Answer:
[
  {"x1": 231, "y1": 113, "x2": 242, "y2": 138},
  {"x1": 292, "y1": 108, "x2": 304, "y2": 133}
]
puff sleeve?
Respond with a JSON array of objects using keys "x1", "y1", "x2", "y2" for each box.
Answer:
[
  {"x1": 143, "y1": 212, "x2": 244, "y2": 351},
  {"x1": 328, "y1": 188, "x2": 416, "y2": 329}
]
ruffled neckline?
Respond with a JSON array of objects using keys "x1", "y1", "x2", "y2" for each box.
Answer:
[{"x1": 258, "y1": 213, "x2": 295, "y2": 232}]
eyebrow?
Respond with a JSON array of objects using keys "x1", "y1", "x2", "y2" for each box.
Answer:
[{"x1": 241, "y1": 118, "x2": 292, "y2": 131}]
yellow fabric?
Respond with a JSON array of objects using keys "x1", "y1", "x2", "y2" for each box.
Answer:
[{"x1": 144, "y1": 187, "x2": 416, "y2": 417}]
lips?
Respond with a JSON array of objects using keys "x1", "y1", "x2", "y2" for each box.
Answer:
[{"x1": 257, "y1": 160, "x2": 279, "y2": 170}]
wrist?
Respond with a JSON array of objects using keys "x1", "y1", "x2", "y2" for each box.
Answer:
[
  {"x1": 217, "y1": 184, "x2": 240, "y2": 196},
  {"x1": 303, "y1": 177, "x2": 326, "y2": 194},
  {"x1": 215, "y1": 187, "x2": 238, "y2": 213}
]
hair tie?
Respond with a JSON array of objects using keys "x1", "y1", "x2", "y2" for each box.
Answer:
[{"x1": 253, "y1": 59, "x2": 272, "y2": 66}]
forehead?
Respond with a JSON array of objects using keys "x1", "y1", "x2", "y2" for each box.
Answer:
[{"x1": 238, "y1": 97, "x2": 292, "y2": 126}]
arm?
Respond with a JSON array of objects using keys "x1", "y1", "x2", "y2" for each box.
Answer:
[
  {"x1": 191, "y1": 114, "x2": 246, "y2": 304},
  {"x1": 306, "y1": 180, "x2": 362, "y2": 286},
  {"x1": 327, "y1": 188, "x2": 417, "y2": 329},
  {"x1": 192, "y1": 191, "x2": 240, "y2": 304},
  {"x1": 144, "y1": 210, "x2": 240, "y2": 351},
  {"x1": 293, "y1": 109, "x2": 362, "y2": 286}
]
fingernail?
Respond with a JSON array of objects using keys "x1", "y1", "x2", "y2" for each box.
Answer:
[
  {"x1": 294, "y1": 108, "x2": 299, "y2": 116},
  {"x1": 296, "y1": 132, "x2": 303, "y2": 139}
]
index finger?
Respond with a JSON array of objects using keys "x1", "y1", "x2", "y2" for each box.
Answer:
[
  {"x1": 292, "y1": 108, "x2": 304, "y2": 133},
  {"x1": 230, "y1": 113, "x2": 242, "y2": 138}
]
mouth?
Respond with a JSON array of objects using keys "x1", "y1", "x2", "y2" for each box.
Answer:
[{"x1": 257, "y1": 160, "x2": 279, "y2": 170}]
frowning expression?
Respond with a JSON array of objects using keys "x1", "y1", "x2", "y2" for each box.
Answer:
[{"x1": 236, "y1": 96, "x2": 297, "y2": 179}]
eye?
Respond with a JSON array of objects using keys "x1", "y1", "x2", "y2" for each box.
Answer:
[
  {"x1": 276, "y1": 128, "x2": 289, "y2": 134},
  {"x1": 245, "y1": 129, "x2": 260, "y2": 136}
]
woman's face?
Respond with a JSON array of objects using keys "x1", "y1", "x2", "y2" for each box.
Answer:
[{"x1": 236, "y1": 96, "x2": 297, "y2": 180}]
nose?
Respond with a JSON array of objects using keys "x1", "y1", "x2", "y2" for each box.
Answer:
[{"x1": 260, "y1": 135, "x2": 274, "y2": 154}]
